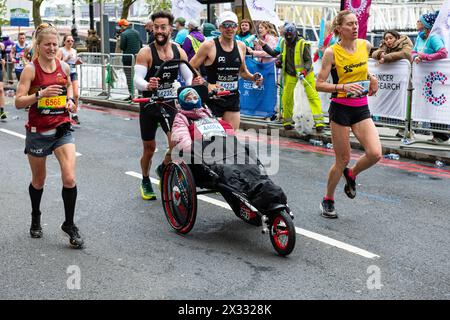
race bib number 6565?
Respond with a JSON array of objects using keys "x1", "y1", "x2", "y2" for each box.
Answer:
[{"x1": 37, "y1": 95, "x2": 67, "y2": 115}]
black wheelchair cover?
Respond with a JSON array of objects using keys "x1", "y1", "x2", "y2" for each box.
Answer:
[{"x1": 187, "y1": 136, "x2": 287, "y2": 212}]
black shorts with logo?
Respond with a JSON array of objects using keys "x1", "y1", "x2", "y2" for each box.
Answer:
[
  {"x1": 328, "y1": 101, "x2": 371, "y2": 127},
  {"x1": 139, "y1": 101, "x2": 177, "y2": 141}
]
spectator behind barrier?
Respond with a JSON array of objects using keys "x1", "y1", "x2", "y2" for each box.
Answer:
[
  {"x1": 236, "y1": 19, "x2": 256, "y2": 49},
  {"x1": 248, "y1": 21, "x2": 278, "y2": 63},
  {"x1": 412, "y1": 11, "x2": 449, "y2": 143},
  {"x1": 371, "y1": 30, "x2": 413, "y2": 138},
  {"x1": 372, "y1": 30, "x2": 413, "y2": 64}
]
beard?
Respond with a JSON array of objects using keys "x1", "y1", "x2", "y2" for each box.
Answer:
[{"x1": 155, "y1": 33, "x2": 169, "y2": 46}]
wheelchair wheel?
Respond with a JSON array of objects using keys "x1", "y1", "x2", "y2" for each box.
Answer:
[
  {"x1": 269, "y1": 210, "x2": 296, "y2": 256},
  {"x1": 161, "y1": 162, "x2": 197, "y2": 234}
]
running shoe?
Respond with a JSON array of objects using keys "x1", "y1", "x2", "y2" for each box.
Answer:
[
  {"x1": 72, "y1": 114, "x2": 81, "y2": 125},
  {"x1": 61, "y1": 223, "x2": 84, "y2": 249},
  {"x1": 320, "y1": 198, "x2": 337, "y2": 219},
  {"x1": 0, "y1": 112, "x2": 7, "y2": 120},
  {"x1": 343, "y1": 168, "x2": 356, "y2": 199},
  {"x1": 140, "y1": 180, "x2": 156, "y2": 200},
  {"x1": 30, "y1": 214, "x2": 43, "y2": 238}
]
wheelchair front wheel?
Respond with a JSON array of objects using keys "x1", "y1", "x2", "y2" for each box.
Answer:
[
  {"x1": 269, "y1": 210, "x2": 296, "y2": 256},
  {"x1": 161, "y1": 162, "x2": 197, "y2": 234}
]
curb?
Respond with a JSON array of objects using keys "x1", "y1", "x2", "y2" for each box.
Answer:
[{"x1": 80, "y1": 97, "x2": 450, "y2": 164}]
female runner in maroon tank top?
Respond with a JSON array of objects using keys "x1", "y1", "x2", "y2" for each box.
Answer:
[{"x1": 15, "y1": 23, "x2": 84, "y2": 249}]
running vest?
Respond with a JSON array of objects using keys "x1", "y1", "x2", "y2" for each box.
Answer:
[
  {"x1": 60, "y1": 47, "x2": 77, "y2": 74},
  {"x1": 14, "y1": 42, "x2": 28, "y2": 72},
  {"x1": 205, "y1": 38, "x2": 242, "y2": 92},
  {"x1": 331, "y1": 39, "x2": 369, "y2": 99},
  {"x1": 144, "y1": 43, "x2": 180, "y2": 98},
  {"x1": 27, "y1": 59, "x2": 70, "y2": 133}
]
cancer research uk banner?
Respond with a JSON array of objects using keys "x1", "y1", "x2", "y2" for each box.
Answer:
[
  {"x1": 368, "y1": 59, "x2": 410, "y2": 120},
  {"x1": 412, "y1": 59, "x2": 450, "y2": 125}
]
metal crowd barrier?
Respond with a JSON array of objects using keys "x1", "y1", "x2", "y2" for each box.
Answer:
[
  {"x1": 108, "y1": 53, "x2": 136, "y2": 100},
  {"x1": 78, "y1": 52, "x2": 110, "y2": 99}
]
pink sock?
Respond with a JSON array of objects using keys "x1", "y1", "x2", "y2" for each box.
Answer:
[{"x1": 324, "y1": 196, "x2": 334, "y2": 201}]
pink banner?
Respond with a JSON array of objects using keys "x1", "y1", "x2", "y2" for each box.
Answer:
[{"x1": 342, "y1": 0, "x2": 372, "y2": 39}]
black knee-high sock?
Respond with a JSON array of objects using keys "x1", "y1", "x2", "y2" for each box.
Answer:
[
  {"x1": 62, "y1": 186, "x2": 77, "y2": 226},
  {"x1": 29, "y1": 184, "x2": 43, "y2": 216}
]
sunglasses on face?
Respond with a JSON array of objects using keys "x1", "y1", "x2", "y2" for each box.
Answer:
[
  {"x1": 221, "y1": 22, "x2": 237, "y2": 29},
  {"x1": 66, "y1": 40, "x2": 74, "y2": 42}
]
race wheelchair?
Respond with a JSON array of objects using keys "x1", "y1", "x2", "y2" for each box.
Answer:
[{"x1": 133, "y1": 60, "x2": 296, "y2": 256}]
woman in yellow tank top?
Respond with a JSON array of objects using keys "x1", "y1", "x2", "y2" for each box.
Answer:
[{"x1": 315, "y1": 10, "x2": 382, "y2": 219}]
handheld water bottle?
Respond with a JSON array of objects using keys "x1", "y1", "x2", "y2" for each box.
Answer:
[{"x1": 252, "y1": 72, "x2": 262, "y2": 89}]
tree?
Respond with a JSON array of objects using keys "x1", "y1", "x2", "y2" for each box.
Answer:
[
  {"x1": 0, "y1": 0, "x2": 8, "y2": 34},
  {"x1": 145, "y1": 0, "x2": 171, "y2": 13},
  {"x1": 120, "y1": 0, "x2": 137, "y2": 20},
  {"x1": 32, "y1": 0, "x2": 44, "y2": 27}
]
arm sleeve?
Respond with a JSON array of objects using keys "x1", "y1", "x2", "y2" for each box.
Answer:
[
  {"x1": 179, "y1": 63, "x2": 193, "y2": 85},
  {"x1": 134, "y1": 64, "x2": 149, "y2": 91},
  {"x1": 420, "y1": 48, "x2": 448, "y2": 61},
  {"x1": 262, "y1": 44, "x2": 279, "y2": 57}
]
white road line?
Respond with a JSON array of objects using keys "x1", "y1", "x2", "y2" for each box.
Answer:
[
  {"x1": 295, "y1": 227, "x2": 380, "y2": 259},
  {"x1": 125, "y1": 170, "x2": 380, "y2": 259},
  {"x1": 0, "y1": 128, "x2": 82, "y2": 157},
  {"x1": 0, "y1": 128, "x2": 25, "y2": 139}
]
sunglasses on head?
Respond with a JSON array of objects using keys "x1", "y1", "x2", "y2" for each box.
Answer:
[
  {"x1": 36, "y1": 22, "x2": 55, "y2": 35},
  {"x1": 221, "y1": 22, "x2": 237, "y2": 29}
]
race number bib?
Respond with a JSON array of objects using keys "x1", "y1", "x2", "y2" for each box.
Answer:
[
  {"x1": 217, "y1": 81, "x2": 238, "y2": 91},
  {"x1": 194, "y1": 117, "x2": 226, "y2": 140},
  {"x1": 37, "y1": 95, "x2": 67, "y2": 115},
  {"x1": 157, "y1": 88, "x2": 174, "y2": 98}
]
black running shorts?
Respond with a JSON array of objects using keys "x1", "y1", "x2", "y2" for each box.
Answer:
[
  {"x1": 139, "y1": 101, "x2": 177, "y2": 141},
  {"x1": 207, "y1": 93, "x2": 240, "y2": 118},
  {"x1": 328, "y1": 101, "x2": 371, "y2": 127}
]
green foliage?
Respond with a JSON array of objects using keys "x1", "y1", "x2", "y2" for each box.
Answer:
[{"x1": 145, "y1": 0, "x2": 172, "y2": 13}]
